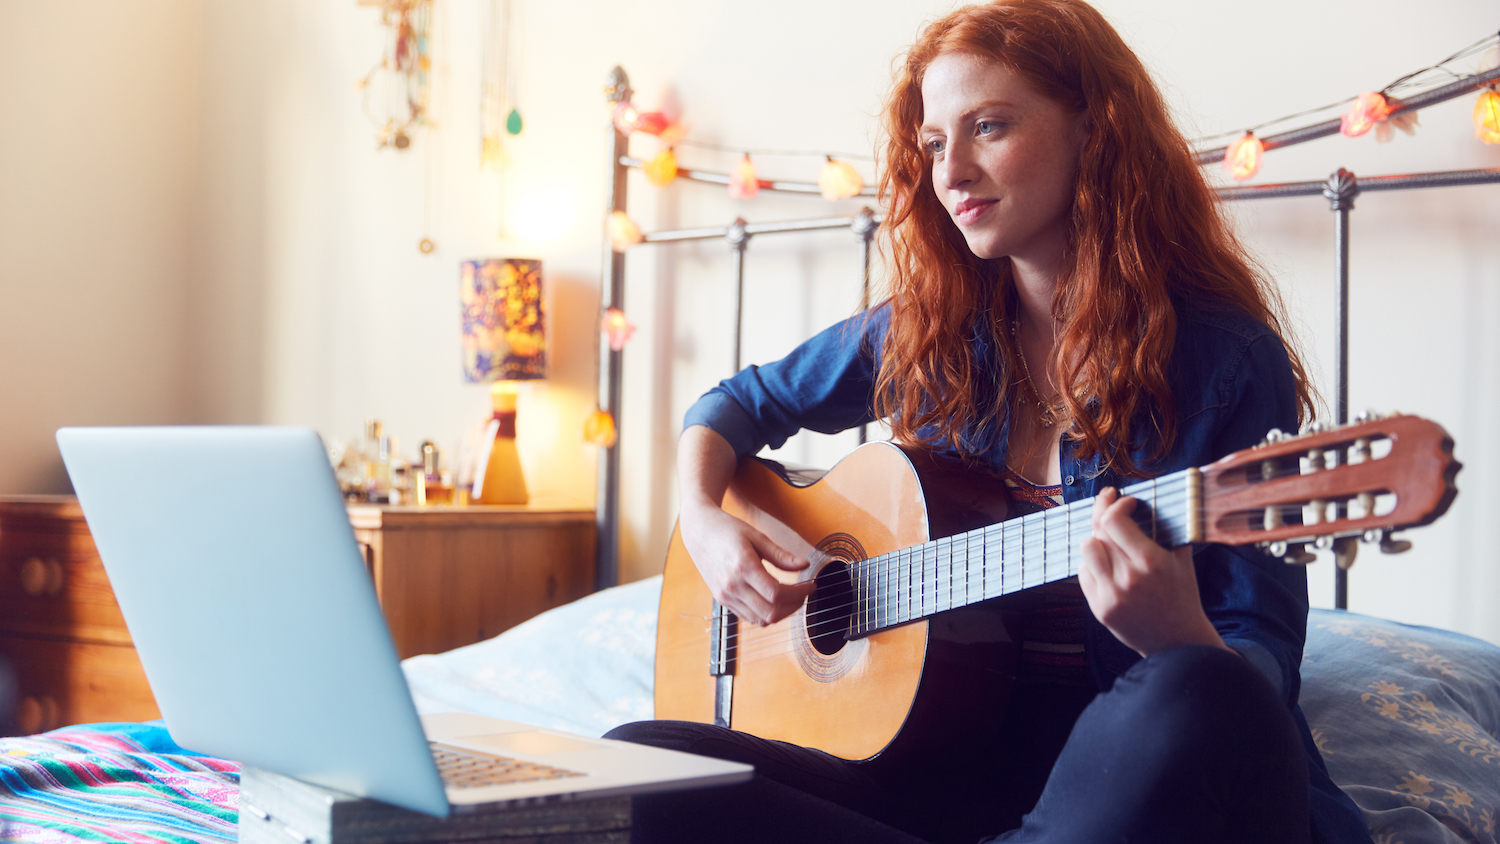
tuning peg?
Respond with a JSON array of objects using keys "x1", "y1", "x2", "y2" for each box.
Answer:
[
  {"x1": 1333, "y1": 536, "x2": 1358, "y2": 570},
  {"x1": 1354, "y1": 410, "x2": 1375, "y2": 423},
  {"x1": 1312, "y1": 535, "x2": 1334, "y2": 551},
  {"x1": 1378, "y1": 529, "x2": 1412, "y2": 555},
  {"x1": 1301, "y1": 420, "x2": 1326, "y2": 435},
  {"x1": 1260, "y1": 428, "x2": 1287, "y2": 447},
  {"x1": 1284, "y1": 545, "x2": 1318, "y2": 565},
  {"x1": 1264, "y1": 540, "x2": 1317, "y2": 565},
  {"x1": 1360, "y1": 528, "x2": 1411, "y2": 554}
]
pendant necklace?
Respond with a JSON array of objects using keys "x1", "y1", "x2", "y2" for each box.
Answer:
[{"x1": 1011, "y1": 318, "x2": 1060, "y2": 429}]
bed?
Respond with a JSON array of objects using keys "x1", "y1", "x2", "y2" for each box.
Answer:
[{"x1": 1, "y1": 579, "x2": 1496, "y2": 843}]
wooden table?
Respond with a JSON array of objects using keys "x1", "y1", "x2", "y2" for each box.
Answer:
[
  {"x1": 347, "y1": 505, "x2": 596, "y2": 659},
  {"x1": 0, "y1": 496, "x2": 596, "y2": 733}
]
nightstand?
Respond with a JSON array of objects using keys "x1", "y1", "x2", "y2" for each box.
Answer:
[
  {"x1": 347, "y1": 504, "x2": 597, "y2": 659},
  {"x1": 0, "y1": 496, "x2": 597, "y2": 733}
]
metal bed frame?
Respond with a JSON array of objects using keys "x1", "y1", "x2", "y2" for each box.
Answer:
[{"x1": 593, "y1": 65, "x2": 1500, "y2": 608}]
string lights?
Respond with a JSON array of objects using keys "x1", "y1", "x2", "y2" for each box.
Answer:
[
  {"x1": 1205, "y1": 31, "x2": 1500, "y2": 177},
  {"x1": 818, "y1": 157, "x2": 865, "y2": 200},
  {"x1": 1222, "y1": 132, "x2": 1264, "y2": 181},
  {"x1": 602, "y1": 32, "x2": 1498, "y2": 207},
  {"x1": 583, "y1": 408, "x2": 618, "y2": 448},
  {"x1": 644, "y1": 148, "x2": 679, "y2": 187},
  {"x1": 1478, "y1": 89, "x2": 1500, "y2": 143},
  {"x1": 607, "y1": 211, "x2": 643, "y2": 252},
  {"x1": 601, "y1": 308, "x2": 636, "y2": 351},
  {"x1": 1340, "y1": 92, "x2": 1391, "y2": 137},
  {"x1": 729, "y1": 154, "x2": 760, "y2": 199}
]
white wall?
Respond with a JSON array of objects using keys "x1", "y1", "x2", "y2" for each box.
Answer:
[
  {"x1": 2, "y1": 0, "x2": 1495, "y2": 642},
  {"x1": 0, "y1": 0, "x2": 203, "y2": 491}
]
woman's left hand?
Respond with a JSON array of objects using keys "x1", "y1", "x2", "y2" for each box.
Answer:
[{"x1": 1078, "y1": 487, "x2": 1231, "y2": 658}]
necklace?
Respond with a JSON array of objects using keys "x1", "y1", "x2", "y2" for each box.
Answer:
[{"x1": 1011, "y1": 319, "x2": 1060, "y2": 429}]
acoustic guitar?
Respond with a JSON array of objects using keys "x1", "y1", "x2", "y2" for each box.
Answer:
[{"x1": 655, "y1": 414, "x2": 1459, "y2": 763}]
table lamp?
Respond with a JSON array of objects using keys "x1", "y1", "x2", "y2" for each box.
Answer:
[{"x1": 460, "y1": 257, "x2": 546, "y2": 505}]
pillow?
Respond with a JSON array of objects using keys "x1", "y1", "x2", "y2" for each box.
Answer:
[
  {"x1": 1301, "y1": 609, "x2": 1500, "y2": 844},
  {"x1": 402, "y1": 575, "x2": 660, "y2": 737}
]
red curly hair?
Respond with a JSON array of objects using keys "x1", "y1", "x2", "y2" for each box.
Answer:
[{"x1": 873, "y1": 0, "x2": 1314, "y2": 477}]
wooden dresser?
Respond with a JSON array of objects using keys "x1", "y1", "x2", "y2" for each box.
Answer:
[
  {"x1": 0, "y1": 496, "x2": 596, "y2": 734},
  {"x1": 0, "y1": 496, "x2": 159, "y2": 734}
]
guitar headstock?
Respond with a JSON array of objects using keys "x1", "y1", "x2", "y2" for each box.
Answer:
[{"x1": 1199, "y1": 413, "x2": 1460, "y2": 563}]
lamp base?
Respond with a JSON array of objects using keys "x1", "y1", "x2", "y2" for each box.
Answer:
[
  {"x1": 472, "y1": 384, "x2": 528, "y2": 505},
  {"x1": 473, "y1": 429, "x2": 528, "y2": 505}
]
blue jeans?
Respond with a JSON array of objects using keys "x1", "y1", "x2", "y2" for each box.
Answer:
[{"x1": 606, "y1": 645, "x2": 1310, "y2": 844}]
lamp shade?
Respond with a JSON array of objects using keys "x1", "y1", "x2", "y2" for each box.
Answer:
[{"x1": 461, "y1": 258, "x2": 546, "y2": 382}]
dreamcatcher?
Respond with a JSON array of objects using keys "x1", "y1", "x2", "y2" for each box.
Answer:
[{"x1": 356, "y1": 0, "x2": 434, "y2": 151}]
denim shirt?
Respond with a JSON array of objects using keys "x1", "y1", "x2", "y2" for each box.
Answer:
[{"x1": 684, "y1": 301, "x2": 1372, "y2": 844}]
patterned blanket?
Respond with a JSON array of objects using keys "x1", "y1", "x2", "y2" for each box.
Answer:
[{"x1": 0, "y1": 723, "x2": 238, "y2": 843}]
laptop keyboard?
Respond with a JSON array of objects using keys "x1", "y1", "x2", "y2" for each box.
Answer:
[{"x1": 430, "y1": 743, "x2": 585, "y2": 790}]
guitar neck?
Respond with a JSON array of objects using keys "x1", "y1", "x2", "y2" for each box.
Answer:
[{"x1": 846, "y1": 469, "x2": 1199, "y2": 638}]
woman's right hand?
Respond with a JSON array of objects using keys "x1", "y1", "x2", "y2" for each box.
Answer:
[
  {"x1": 676, "y1": 425, "x2": 813, "y2": 627},
  {"x1": 679, "y1": 501, "x2": 813, "y2": 627}
]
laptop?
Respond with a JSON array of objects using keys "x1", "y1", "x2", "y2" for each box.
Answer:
[{"x1": 56, "y1": 425, "x2": 751, "y2": 817}]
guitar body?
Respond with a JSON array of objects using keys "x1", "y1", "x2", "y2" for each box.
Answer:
[{"x1": 655, "y1": 442, "x2": 1021, "y2": 763}]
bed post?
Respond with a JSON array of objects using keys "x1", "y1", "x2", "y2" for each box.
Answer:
[
  {"x1": 1323, "y1": 168, "x2": 1359, "y2": 610},
  {"x1": 727, "y1": 219, "x2": 750, "y2": 373},
  {"x1": 597, "y1": 66, "x2": 632, "y2": 590},
  {"x1": 852, "y1": 207, "x2": 878, "y2": 445}
]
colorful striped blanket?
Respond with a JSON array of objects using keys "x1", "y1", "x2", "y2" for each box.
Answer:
[{"x1": 0, "y1": 723, "x2": 238, "y2": 843}]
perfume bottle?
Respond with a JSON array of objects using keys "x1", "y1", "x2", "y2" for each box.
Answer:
[
  {"x1": 471, "y1": 383, "x2": 528, "y2": 505},
  {"x1": 416, "y1": 440, "x2": 454, "y2": 506},
  {"x1": 368, "y1": 433, "x2": 393, "y2": 504},
  {"x1": 359, "y1": 419, "x2": 385, "y2": 502}
]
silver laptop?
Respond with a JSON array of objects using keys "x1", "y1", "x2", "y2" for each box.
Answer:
[{"x1": 56, "y1": 426, "x2": 751, "y2": 817}]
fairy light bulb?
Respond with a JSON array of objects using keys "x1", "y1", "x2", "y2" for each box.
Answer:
[
  {"x1": 601, "y1": 308, "x2": 636, "y2": 351},
  {"x1": 583, "y1": 408, "x2": 618, "y2": 448},
  {"x1": 612, "y1": 102, "x2": 641, "y2": 135},
  {"x1": 645, "y1": 148, "x2": 678, "y2": 187},
  {"x1": 1222, "y1": 132, "x2": 1263, "y2": 181},
  {"x1": 818, "y1": 157, "x2": 864, "y2": 200},
  {"x1": 607, "y1": 211, "x2": 643, "y2": 252},
  {"x1": 1340, "y1": 92, "x2": 1390, "y2": 138},
  {"x1": 634, "y1": 111, "x2": 671, "y2": 136},
  {"x1": 1475, "y1": 89, "x2": 1500, "y2": 144},
  {"x1": 729, "y1": 154, "x2": 759, "y2": 199}
]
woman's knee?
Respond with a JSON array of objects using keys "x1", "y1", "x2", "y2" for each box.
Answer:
[
  {"x1": 603, "y1": 719, "x2": 720, "y2": 755},
  {"x1": 1104, "y1": 644, "x2": 1303, "y2": 763}
]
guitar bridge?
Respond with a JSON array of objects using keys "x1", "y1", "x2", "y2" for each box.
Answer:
[{"x1": 709, "y1": 601, "x2": 736, "y2": 727}]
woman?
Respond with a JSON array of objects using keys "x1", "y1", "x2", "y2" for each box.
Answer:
[{"x1": 609, "y1": 1, "x2": 1372, "y2": 842}]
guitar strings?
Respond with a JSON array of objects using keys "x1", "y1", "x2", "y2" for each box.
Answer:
[
  {"x1": 696, "y1": 486, "x2": 1194, "y2": 663},
  {"x1": 705, "y1": 492, "x2": 1335, "y2": 666},
  {"x1": 788, "y1": 452, "x2": 1360, "y2": 634},
  {"x1": 716, "y1": 482, "x2": 1190, "y2": 655}
]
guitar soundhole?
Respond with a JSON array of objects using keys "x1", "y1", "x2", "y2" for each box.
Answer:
[
  {"x1": 794, "y1": 534, "x2": 867, "y2": 682},
  {"x1": 807, "y1": 560, "x2": 853, "y2": 656}
]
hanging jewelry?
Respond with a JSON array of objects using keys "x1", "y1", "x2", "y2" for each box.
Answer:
[
  {"x1": 481, "y1": 0, "x2": 521, "y2": 237},
  {"x1": 1011, "y1": 318, "x2": 1060, "y2": 429},
  {"x1": 356, "y1": 0, "x2": 434, "y2": 151}
]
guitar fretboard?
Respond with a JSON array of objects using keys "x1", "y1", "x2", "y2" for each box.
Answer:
[{"x1": 845, "y1": 470, "x2": 1197, "y2": 638}]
